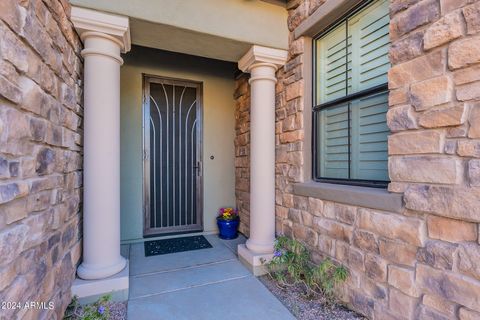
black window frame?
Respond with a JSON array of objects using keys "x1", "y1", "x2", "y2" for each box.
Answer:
[{"x1": 311, "y1": 0, "x2": 390, "y2": 189}]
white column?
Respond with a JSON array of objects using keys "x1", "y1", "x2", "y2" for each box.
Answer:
[
  {"x1": 237, "y1": 46, "x2": 287, "y2": 274},
  {"x1": 72, "y1": 7, "x2": 131, "y2": 280}
]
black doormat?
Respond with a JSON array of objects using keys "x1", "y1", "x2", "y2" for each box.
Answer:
[{"x1": 144, "y1": 235, "x2": 212, "y2": 257}]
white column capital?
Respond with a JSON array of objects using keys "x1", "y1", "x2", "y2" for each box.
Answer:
[
  {"x1": 71, "y1": 6, "x2": 131, "y2": 53},
  {"x1": 238, "y1": 45, "x2": 288, "y2": 73}
]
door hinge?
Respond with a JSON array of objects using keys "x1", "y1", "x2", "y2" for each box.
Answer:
[{"x1": 143, "y1": 150, "x2": 149, "y2": 160}]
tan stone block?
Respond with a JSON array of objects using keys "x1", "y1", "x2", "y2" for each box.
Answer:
[
  {"x1": 447, "y1": 124, "x2": 469, "y2": 137},
  {"x1": 388, "y1": 265, "x2": 420, "y2": 297},
  {"x1": 0, "y1": 181, "x2": 28, "y2": 204},
  {"x1": 349, "y1": 289, "x2": 375, "y2": 319},
  {"x1": 301, "y1": 211, "x2": 314, "y2": 227},
  {"x1": 288, "y1": 208, "x2": 302, "y2": 224},
  {"x1": 348, "y1": 246, "x2": 365, "y2": 272},
  {"x1": 469, "y1": 159, "x2": 480, "y2": 187},
  {"x1": 441, "y1": 0, "x2": 476, "y2": 13},
  {"x1": 388, "y1": 131, "x2": 443, "y2": 155},
  {"x1": 449, "y1": 36, "x2": 480, "y2": 70},
  {"x1": 457, "y1": 243, "x2": 480, "y2": 281},
  {"x1": 388, "y1": 88, "x2": 409, "y2": 106},
  {"x1": 388, "y1": 50, "x2": 446, "y2": 89},
  {"x1": 0, "y1": 197, "x2": 27, "y2": 224},
  {"x1": 335, "y1": 240, "x2": 349, "y2": 263},
  {"x1": 279, "y1": 130, "x2": 303, "y2": 143},
  {"x1": 386, "y1": 105, "x2": 418, "y2": 132},
  {"x1": 292, "y1": 224, "x2": 318, "y2": 247},
  {"x1": 0, "y1": 21, "x2": 28, "y2": 72},
  {"x1": 418, "y1": 104, "x2": 468, "y2": 128},
  {"x1": 308, "y1": 197, "x2": 323, "y2": 217},
  {"x1": 333, "y1": 203, "x2": 356, "y2": 225},
  {"x1": 0, "y1": 262, "x2": 17, "y2": 291},
  {"x1": 417, "y1": 305, "x2": 451, "y2": 320},
  {"x1": 390, "y1": 0, "x2": 422, "y2": 14},
  {"x1": 365, "y1": 254, "x2": 387, "y2": 282},
  {"x1": 0, "y1": 224, "x2": 29, "y2": 267},
  {"x1": 389, "y1": 156, "x2": 460, "y2": 184},
  {"x1": 390, "y1": 0, "x2": 440, "y2": 40},
  {"x1": 276, "y1": 206, "x2": 289, "y2": 219},
  {"x1": 285, "y1": 80, "x2": 303, "y2": 101},
  {"x1": 416, "y1": 263, "x2": 480, "y2": 312},
  {"x1": 353, "y1": 230, "x2": 379, "y2": 254},
  {"x1": 358, "y1": 208, "x2": 426, "y2": 246},
  {"x1": 322, "y1": 202, "x2": 337, "y2": 219},
  {"x1": 424, "y1": 11, "x2": 464, "y2": 50},
  {"x1": 360, "y1": 274, "x2": 387, "y2": 301},
  {"x1": 417, "y1": 241, "x2": 456, "y2": 270},
  {"x1": 317, "y1": 234, "x2": 335, "y2": 256},
  {"x1": 444, "y1": 140, "x2": 457, "y2": 154},
  {"x1": 463, "y1": 1, "x2": 480, "y2": 35},
  {"x1": 287, "y1": 151, "x2": 303, "y2": 166},
  {"x1": 423, "y1": 294, "x2": 457, "y2": 317},
  {"x1": 379, "y1": 238, "x2": 418, "y2": 266},
  {"x1": 469, "y1": 104, "x2": 480, "y2": 138},
  {"x1": 313, "y1": 217, "x2": 353, "y2": 243},
  {"x1": 459, "y1": 307, "x2": 480, "y2": 320},
  {"x1": 457, "y1": 81, "x2": 480, "y2": 101},
  {"x1": 454, "y1": 65, "x2": 480, "y2": 85},
  {"x1": 282, "y1": 113, "x2": 303, "y2": 132},
  {"x1": 458, "y1": 140, "x2": 480, "y2": 157},
  {"x1": 406, "y1": 184, "x2": 480, "y2": 222},
  {"x1": 410, "y1": 76, "x2": 453, "y2": 110},
  {"x1": 389, "y1": 287, "x2": 419, "y2": 319},
  {"x1": 390, "y1": 31, "x2": 424, "y2": 65},
  {"x1": 289, "y1": 37, "x2": 304, "y2": 57},
  {"x1": 427, "y1": 215, "x2": 477, "y2": 242}
]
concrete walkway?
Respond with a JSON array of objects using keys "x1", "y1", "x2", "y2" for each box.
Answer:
[{"x1": 124, "y1": 235, "x2": 295, "y2": 320}]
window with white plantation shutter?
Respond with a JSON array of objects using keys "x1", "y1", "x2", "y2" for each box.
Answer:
[{"x1": 313, "y1": 0, "x2": 390, "y2": 186}]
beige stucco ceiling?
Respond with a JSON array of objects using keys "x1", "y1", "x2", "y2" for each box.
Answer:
[{"x1": 70, "y1": 0, "x2": 289, "y2": 62}]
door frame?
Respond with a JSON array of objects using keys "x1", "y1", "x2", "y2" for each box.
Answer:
[{"x1": 142, "y1": 74, "x2": 204, "y2": 237}]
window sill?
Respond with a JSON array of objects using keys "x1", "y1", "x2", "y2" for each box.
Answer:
[{"x1": 292, "y1": 181, "x2": 404, "y2": 213}]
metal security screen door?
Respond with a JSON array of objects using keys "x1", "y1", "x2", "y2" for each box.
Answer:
[{"x1": 143, "y1": 75, "x2": 203, "y2": 236}]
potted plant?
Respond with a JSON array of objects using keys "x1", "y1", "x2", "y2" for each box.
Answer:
[{"x1": 216, "y1": 207, "x2": 239, "y2": 240}]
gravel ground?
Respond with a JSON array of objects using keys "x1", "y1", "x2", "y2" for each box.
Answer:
[
  {"x1": 64, "y1": 301, "x2": 127, "y2": 320},
  {"x1": 107, "y1": 302, "x2": 127, "y2": 320},
  {"x1": 259, "y1": 276, "x2": 366, "y2": 320}
]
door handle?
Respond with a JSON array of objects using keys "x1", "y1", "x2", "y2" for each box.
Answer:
[{"x1": 193, "y1": 161, "x2": 202, "y2": 176}]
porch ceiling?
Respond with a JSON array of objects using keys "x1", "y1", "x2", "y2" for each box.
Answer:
[{"x1": 69, "y1": 0, "x2": 289, "y2": 62}]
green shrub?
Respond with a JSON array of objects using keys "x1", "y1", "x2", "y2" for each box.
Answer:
[
  {"x1": 64, "y1": 294, "x2": 111, "y2": 320},
  {"x1": 265, "y1": 236, "x2": 348, "y2": 302}
]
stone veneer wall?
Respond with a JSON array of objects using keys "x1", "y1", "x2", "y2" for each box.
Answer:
[
  {"x1": 234, "y1": 0, "x2": 480, "y2": 319},
  {"x1": 0, "y1": 0, "x2": 83, "y2": 319},
  {"x1": 234, "y1": 74, "x2": 251, "y2": 236}
]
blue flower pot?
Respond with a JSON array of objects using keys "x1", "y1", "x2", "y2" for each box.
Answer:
[{"x1": 217, "y1": 217, "x2": 239, "y2": 240}]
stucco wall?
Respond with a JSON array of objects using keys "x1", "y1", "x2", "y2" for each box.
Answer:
[
  {"x1": 235, "y1": 0, "x2": 480, "y2": 319},
  {"x1": 120, "y1": 46, "x2": 236, "y2": 241},
  {"x1": 0, "y1": 0, "x2": 83, "y2": 318},
  {"x1": 70, "y1": 0, "x2": 289, "y2": 62}
]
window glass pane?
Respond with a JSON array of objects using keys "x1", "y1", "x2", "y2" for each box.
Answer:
[
  {"x1": 350, "y1": 91, "x2": 389, "y2": 181},
  {"x1": 317, "y1": 103, "x2": 350, "y2": 179},
  {"x1": 315, "y1": 22, "x2": 347, "y2": 105},
  {"x1": 348, "y1": 0, "x2": 390, "y2": 93}
]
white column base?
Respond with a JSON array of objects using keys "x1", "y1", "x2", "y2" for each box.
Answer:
[
  {"x1": 77, "y1": 256, "x2": 127, "y2": 280},
  {"x1": 238, "y1": 244, "x2": 273, "y2": 276},
  {"x1": 72, "y1": 260, "x2": 129, "y2": 305}
]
